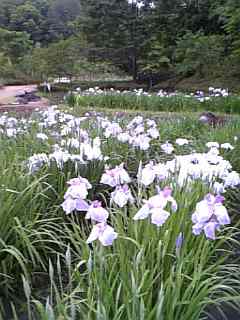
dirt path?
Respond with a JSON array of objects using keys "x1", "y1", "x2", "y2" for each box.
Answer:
[
  {"x1": 0, "y1": 85, "x2": 49, "y2": 112},
  {"x1": 0, "y1": 85, "x2": 37, "y2": 103}
]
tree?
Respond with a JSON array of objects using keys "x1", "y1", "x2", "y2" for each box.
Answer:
[
  {"x1": 9, "y1": 1, "x2": 42, "y2": 42},
  {"x1": 46, "y1": 0, "x2": 81, "y2": 41},
  {"x1": 175, "y1": 31, "x2": 225, "y2": 77},
  {"x1": 0, "y1": 0, "x2": 24, "y2": 28},
  {"x1": 0, "y1": 52, "x2": 14, "y2": 79},
  {"x1": 0, "y1": 27, "x2": 32, "y2": 61},
  {"x1": 80, "y1": 0, "x2": 155, "y2": 80},
  {"x1": 42, "y1": 36, "x2": 87, "y2": 81},
  {"x1": 0, "y1": 0, "x2": 239, "y2": 84},
  {"x1": 223, "y1": 1, "x2": 240, "y2": 49}
]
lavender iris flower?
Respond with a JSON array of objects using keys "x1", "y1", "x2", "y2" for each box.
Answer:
[
  {"x1": 85, "y1": 201, "x2": 109, "y2": 223},
  {"x1": 133, "y1": 187, "x2": 177, "y2": 226},
  {"x1": 100, "y1": 163, "x2": 131, "y2": 187},
  {"x1": 111, "y1": 184, "x2": 134, "y2": 208},
  {"x1": 192, "y1": 194, "x2": 230, "y2": 240},
  {"x1": 61, "y1": 177, "x2": 92, "y2": 214},
  {"x1": 86, "y1": 223, "x2": 118, "y2": 246}
]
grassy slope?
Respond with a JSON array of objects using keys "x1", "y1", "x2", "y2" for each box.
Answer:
[{"x1": 154, "y1": 76, "x2": 240, "y2": 93}]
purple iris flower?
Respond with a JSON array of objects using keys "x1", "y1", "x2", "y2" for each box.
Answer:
[{"x1": 192, "y1": 194, "x2": 230, "y2": 240}]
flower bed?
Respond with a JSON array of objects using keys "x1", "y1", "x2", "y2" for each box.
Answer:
[{"x1": 0, "y1": 106, "x2": 239, "y2": 319}]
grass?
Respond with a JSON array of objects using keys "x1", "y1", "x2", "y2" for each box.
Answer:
[{"x1": 0, "y1": 107, "x2": 239, "y2": 319}]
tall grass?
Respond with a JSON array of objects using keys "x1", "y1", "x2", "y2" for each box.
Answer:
[
  {"x1": 67, "y1": 93, "x2": 240, "y2": 115},
  {"x1": 17, "y1": 192, "x2": 240, "y2": 319}
]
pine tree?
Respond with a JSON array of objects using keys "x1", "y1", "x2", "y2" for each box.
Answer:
[{"x1": 80, "y1": 0, "x2": 155, "y2": 80}]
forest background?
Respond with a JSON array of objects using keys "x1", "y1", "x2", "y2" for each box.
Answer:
[{"x1": 0, "y1": 0, "x2": 240, "y2": 91}]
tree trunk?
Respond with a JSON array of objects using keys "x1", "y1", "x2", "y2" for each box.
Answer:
[
  {"x1": 147, "y1": 75, "x2": 153, "y2": 91},
  {"x1": 132, "y1": 54, "x2": 138, "y2": 81}
]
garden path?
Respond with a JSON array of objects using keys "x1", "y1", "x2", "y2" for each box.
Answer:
[
  {"x1": 0, "y1": 85, "x2": 37, "y2": 102},
  {"x1": 0, "y1": 85, "x2": 49, "y2": 112}
]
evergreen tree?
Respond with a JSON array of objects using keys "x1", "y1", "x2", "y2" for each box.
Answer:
[{"x1": 80, "y1": 0, "x2": 155, "y2": 80}]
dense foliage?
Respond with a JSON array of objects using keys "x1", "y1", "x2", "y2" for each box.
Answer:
[{"x1": 1, "y1": 0, "x2": 240, "y2": 86}]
